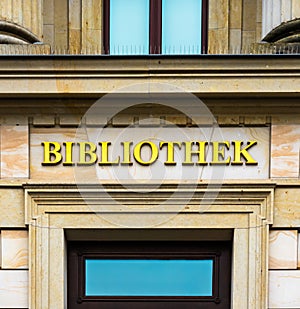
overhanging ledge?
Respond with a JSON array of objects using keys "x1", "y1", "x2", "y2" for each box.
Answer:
[{"x1": 0, "y1": 55, "x2": 299, "y2": 98}]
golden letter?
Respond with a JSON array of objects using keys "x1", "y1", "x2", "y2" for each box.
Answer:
[
  {"x1": 183, "y1": 141, "x2": 208, "y2": 165},
  {"x1": 63, "y1": 142, "x2": 75, "y2": 166},
  {"x1": 98, "y1": 142, "x2": 120, "y2": 165},
  {"x1": 133, "y1": 141, "x2": 159, "y2": 166},
  {"x1": 41, "y1": 142, "x2": 62, "y2": 166},
  {"x1": 210, "y1": 141, "x2": 231, "y2": 165},
  {"x1": 160, "y1": 142, "x2": 182, "y2": 165},
  {"x1": 77, "y1": 142, "x2": 97, "y2": 165},
  {"x1": 232, "y1": 140, "x2": 258, "y2": 165},
  {"x1": 121, "y1": 142, "x2": 133, "y2": 165}
]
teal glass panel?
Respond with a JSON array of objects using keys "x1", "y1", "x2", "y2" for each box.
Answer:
[
  {"x1": 110, "y1": 0, "x2": 149, "y2": 55},
  {"x1": 85, "y1": 259, "x2": 213, "y2": 296},
  {"x1": 162, "y1": 0, "x2": 202, "y2": 54}
]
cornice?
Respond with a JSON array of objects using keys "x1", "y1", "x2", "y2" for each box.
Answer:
[{"x1": 0, "y1": 55, "x2": 299, "y2": 97}]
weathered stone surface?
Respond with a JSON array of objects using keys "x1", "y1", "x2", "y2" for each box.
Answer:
[
  {"x1": 269, "y1": 230, "x2": 298, "y2": 269},
  {"x1": 0, "y1": 189, "x2": 25, "y2": 228},
  {"x1": 1, "y1": 230, "x2": 28, "y2": 269},
  {"x1": 273, "y1": 188, "x2": 300, "y2": 227},
  {"x1": 271, "y1": 125, "x2": 300, "y2": 178},
  {"x1": 292, "y1": 0, "x2": 300, "y2": 19},
  {"x1": 243, "y1": 0, "x2": 257, "y2": 31},
  {"x1": 269, "y1": 270, "x2": 300, "y2": 308},
  {"x1": 229, "y1": 0, "x2": 242, "y2": 29},
  {"x1": 33, "y1": 115, "x2": 55, "y2": 126},
  {"x1": 1, "y1": 125, "x2": 29, "y2": 178},
  {"x1": 0, "y1": 270, "x2": 28, "y2": 308}
]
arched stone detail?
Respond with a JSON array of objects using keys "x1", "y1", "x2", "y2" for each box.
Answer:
[
  {"x1": 262, "y1": 18, "x2": 300, "y2": 43},
  {"x1": 0, "y1": 20, "x2": 41, "y2": 44}
]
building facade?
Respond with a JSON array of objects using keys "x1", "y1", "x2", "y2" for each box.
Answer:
[{"x1": 0, "y1": 0, "x2": 300, "y2": 308}]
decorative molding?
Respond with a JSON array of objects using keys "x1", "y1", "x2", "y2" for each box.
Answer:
[
  {"x1": 0, "y1": 57, "x2": 299, "y2": 97},
  {"x1": 25, "y1": 183, "x2": 275, "y2": 308}
]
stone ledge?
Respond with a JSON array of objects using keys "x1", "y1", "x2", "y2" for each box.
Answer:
[{"x1": 0, "y1": 44, "x2": 51, "y2": 55}]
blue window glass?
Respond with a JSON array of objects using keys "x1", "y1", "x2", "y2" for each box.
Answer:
[
  {"x1": 162, "y1": 0, "x2": 202, "y2": 54},
  {"x1": 110, "y1": 0, "x2": 149, "y2": 55},
  {"x1": 85, "y1": 259, "x2": 213, "y2": 296}
]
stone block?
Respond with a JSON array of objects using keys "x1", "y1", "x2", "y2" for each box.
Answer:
[
  {"x1": 1, "y1": 125, "x2": 29, "y2": 178},
  {"x1": 269, "y1": 230, "x2": 298, "y2": 269},
  {"x1": 256, "y1": 21, "x2": 262, "y2": 42},
  {"x1": 2, "y1": 0, "x2": 12, "y2": 21},
  {"x1": 217, "y1": 116, "x2": 240, "y2": 125},
  {"x1": 269, "y1": 270, "x2": 300, "y2": 308},
  {"x1": 229, "y1": 29, "x2": 242, "y2": 53},
  {"x1": 191, "y1": 116, "x2": 215, "y2": 126},
  {"x1": 69, "y1": 29, "x2": 81, "y2": 53},
  {"x1": 0, "y1": 270, "x2": 28, "y2": 308},
  {"x1": 12, "y1": 0, "x2": 22, "y2": 26},
  {"x1": 84, "y1": 29, "x2": 102, "y2": 52},
  {"x1": 1, "y1": 230, "x2": 28, "y2": 269},
  {"x1": 43, "y1": 0, "x2": 54, "y2": 24},
  {"x1": 33, "y1": 115, "x2": 55, "y2": 126},
  {"x1": 112, "y1": 115, "x2": 134, "y2": 126},
  {"x1": 281, "y1": 0, "x2": 292, "y2": 22},
  {"x1": 165, "y1": 116, "x2": 187, "y2": 126},
  {"x1": 208, "y1": 0, "x2": 219, "y2": 29},
  {"x1": 229, "y1": 0, "x2": 242, "y2": 28},
  {"x1": 0, "y1": 189, "x2": 25, "y2": 228},
  {"x1": 208, "y1": 29, "x2": 229, "y2": 54},
  {"x1": 244, "y1": 116, "x2": 267, "y2": 125},
  {"x1": 69, "y1": 0, "x2": 81, "y2": 29},
  {"x1": 59, "y1": 114, "x2": 82, "y2": 126},
  {"x1": 242, "y1": 31, "x2": 256, "y2": 52},
  {"x1": 31, "y1": 0, "x2": 43, "y2": 39},
  {"x1": 43, "y1": 24, "x2": 55, "y2": 47},
  {"x1": 138, "y1": 116, "x2": 161, "y2": 126},
  {"x1": 243, "y1": 0, "x2": 257, "y2": 31},
  {"x1": 271, "y1": 125, "x2": 300, "y2": 178},
  {"x1": 214, "y1": 0, "x2": 228, "y2": 29},
  {"x1": 274, "y1": 188, "x2": 300, "y2": 227},
  {"x1": 85, "y1": 114, "x2": 108, "y2": 126},
  {"x1": 90, "y1": 0, "x2": 102, "y2": 30},
  {"x1": 292, "y1": 0, "x2": 300, "y2": 19}
]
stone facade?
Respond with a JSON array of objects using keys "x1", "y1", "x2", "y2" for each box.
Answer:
[{"x1": 0, "y1": 1, "x2": 299, "y2": 309}]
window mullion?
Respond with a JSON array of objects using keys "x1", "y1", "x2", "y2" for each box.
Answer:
[
  {"x1": 202, "y1": 0, "x2": 209, "y2": 54},
  {"x1": 149, "y1": 0, "x2": 162, "y2": 54},
  {"x1": 103, "y1": 0, "x2": 110, "y2": 54}
]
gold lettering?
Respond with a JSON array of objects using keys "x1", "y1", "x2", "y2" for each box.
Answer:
[
  {"x1": 210, "y1": 141, "x2": 231, "y2": 165},
  {"x1": 63, "y1": 142, "x2": 75, "y2": 166},
  {"x1": 133, "y1": 141, "x2": 159, "y2": 166},
  {"x1": 41, "y1": 142, "x2": 62, "y2": 166},
  {"x1": 98, "y1": 142, "x2": 120, "y2": 165},
  {"x1": 183, "y1": 141, "x2": 208, "y2": 165},
  {"x1": 160, "y1": 142, "x2": 182, "y2": 165},
  {"x1": 121, "y1": 142, "x2": 133, "y2": 165},
  {"x1": 231, "y1": 140, "x2": 258, "y2": 165},
  {"x1": 77, "y1": 142, "x2": 97, "y2": 165}
]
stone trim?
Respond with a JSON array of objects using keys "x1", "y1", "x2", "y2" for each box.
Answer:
[{"x1": 25, "y1": 183, "x2": 274, "y2": 308}]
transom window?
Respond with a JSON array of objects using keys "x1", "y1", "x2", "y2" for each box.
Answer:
[
  {"x1": 68, "y1": 241, "x2": 231, "y2": 308},
  {"x1": 103, "y1": 0, "x2": 208, "y2": 55}
]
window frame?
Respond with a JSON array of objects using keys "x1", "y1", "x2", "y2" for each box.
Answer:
[
  {"x1": 103, "y1": 0, "x2": 209, "y2": 55},
  {"x1": 68, "y1": 241, "x2": 231, "y2": 308}
]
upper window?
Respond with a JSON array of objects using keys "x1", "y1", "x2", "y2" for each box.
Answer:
[{"x1": 104, "y1": 0, "x2": 208, "y2": 55}]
